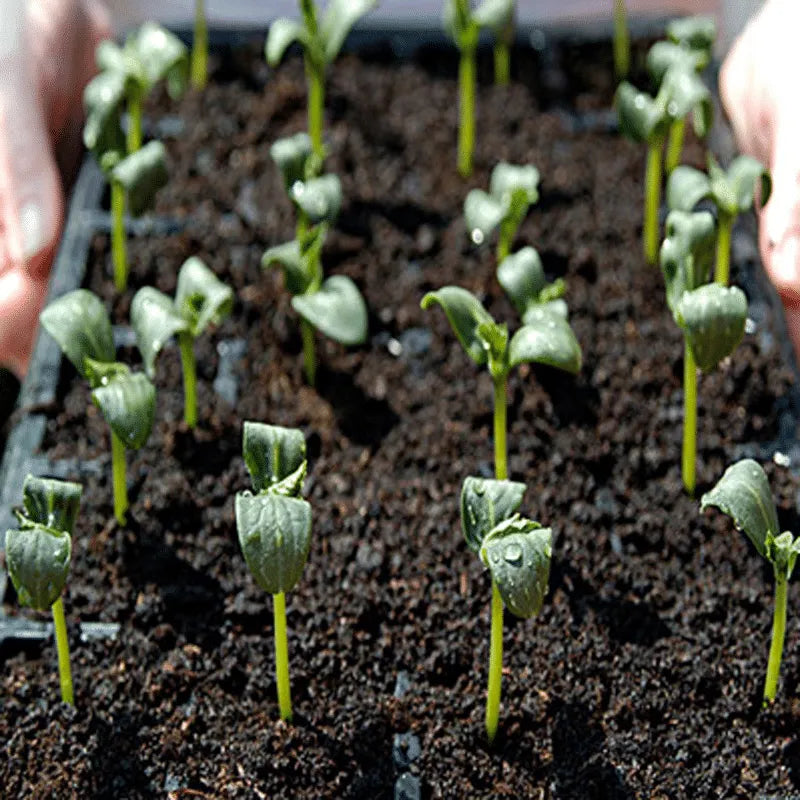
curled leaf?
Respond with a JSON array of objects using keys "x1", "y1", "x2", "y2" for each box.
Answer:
[
  {"x1": 660, "y1": 210, "x2": 716, "y2": 312},
  {"x1": 262, "y1": 240, "x2": 314, "y2": 296},
  {"x1": 111, "y1": 140, "x2": 168, "y2": 216},
  {"x1": 5, "y1": 525, "x2": 72, "y2": 611},
  {"x1": 480, "y1": 517, "x2": 552, "y2": 618},
  {"x1": 667, "y1": 15, "x2": 716, "y2": 52},
  {"x1": 320, "y1": 0, "x2": 377, "y2": 64},
  {"x1": 39, "y1": 289, "x2": 115, "y2": 379},
  {"x1": 676, "y1": 283, "x2": 747, "y2": 373},
  {"x1": 175, "y1": 257, "x2": 233, "y2": 337},
  {"x1": 489, "y1": 163, "x2": 540, "y2": 208},
  {"x1": 464, "y1": 190, "x2": 505, "y2": 243},
  {"x1": 22, "y1": 475, "x2": 83, "y2": 537},
  {"x1": 647, "y1": 41, "x2": 704, "y2": 84},
  {"x1": 290, "y1": 174, "x2": 342, "y2": 224},
  {"x1": 270, "y1": 133, "x2": 314, "y2": 188},
  {"x1": 131, "y1": 287, "x2": 188, "y2": 377},
  {"x1": 461, "y1": 476, "x2": 526, "y2": 554},
  {"x1": 701, "y1": 459, "x2": 778, "y2": 561},
  {"x1": 616, "y1": 82, "x2": 664, "y2": 143},
  {"x1": 665, "y1": 165, "x2": 711, "y2": 212},
  {"x1": 243, "y1": 422, "x2": 307, "y2": 497},
  {"x1": 421, "y1": 286, "x2": 496, "y2": 366},
  {"x1": 83, "y1": 70, "x2": 126, "y2": 163},
  {"x1": 497, "y1": 247, "x2": 547, "y2": 315},
  {"x1": 128, "y1": 22, "x2": 189, "y2": 99},
  {"x1": 92, "y1": 371, "x2": 156, "y2": 450},
  {"x1": 266, "y1": 18, "x2": 308, "y2": 66},
  {"x1": 508, "y1": 314, "x2": 581, "y2": 373},
  {"x1": 236, "y1": 493, "x2": 312, "y2": 594},
  {"x1": 292, "y1": 275, "x2": 368, "y2": 346}
]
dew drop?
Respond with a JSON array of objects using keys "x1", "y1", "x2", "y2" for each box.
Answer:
[
  {"x1": 504, "y1": 542, "x2": 523, "y2": 565},
  {"x1": 471, "y1": 229, "x2": 485, "y2": 246},
  {"x1": 634, "y1": 95, "x2": 646, "y2": 110},
  {"x1": 292, "y1": 180, "x2": 305, "y2": 197},
  {"x1": 474, "y1": 483, "x2": 485, "y2": 496}
]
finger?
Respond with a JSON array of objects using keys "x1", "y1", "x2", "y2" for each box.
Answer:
[{"x1": 0, "y1": 268, "x2": 49, "y2": 378}]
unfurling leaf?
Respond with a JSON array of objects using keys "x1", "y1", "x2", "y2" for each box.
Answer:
[
  {"x1": 421, "y1": 287, "x2": 496, "y2": 365},
  {"x1": 111, "y1": 141, "x2": 168, "y2": 216},
  {"x1": 481, "y1": 516, "x2": 552, "y2": 618},
  {"x1": 5, "y1": 525, "x2": 72, "y2": 611},
  {"x1": 92, "y1": 371, "x2": 156, "y2": 450},
  {"x1": 236, "y1": 493, "x2": 312, "y2": 594},
  {"x1": 131, "y1": 287, "x2": 189, "y2": 377},
  {"x1": 616, "y1": 82, "x2": 664, "y2": 143},
  {"x1": 262, "y1": 240, "x2": 315, "y2": 296},
  {"x1": 461, "y1": 476, "x2": 526, "y2": 554},
  {"x1": 39, "y1": 289, "x2": 115, "y2": 378},
  {"x1": 21, "y1": 475, "x2": 83, "y2": 537},
  {"x1": 660, "y1": 210, "x2": 716, "y2": 312},
  {"x1": 175, "y1": 257, "x2": 234, "y2": 337},
  {"x1": 675, "y1": 284, "x2": 747, "y2": 372},
  {"x1": 292, "y1": 275, "x2": 367, "y2": 345},
  {"x1": 701, "y1": 459, "x2": 779, "y2": 560},
  {"x1": 243, "y1": 422, "x2": 307, "y2": 497}
]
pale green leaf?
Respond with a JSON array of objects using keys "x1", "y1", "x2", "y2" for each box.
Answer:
[
  {"x1": 508, "y1": 315, "x2": 581, "y2": 373},
  {"x1": 262, "y1": 240, "x2": 314, "y2": 296},
  {"x1": 615, "y1": 82, "x2": 664, "y2": 143},
  {"x1": 660, "y1": 209, "x2": 716, "y2": 312},
  {"x1": 421, "y1": 286, "x2": 496, "y2": 366},
  {"x1": 270, "y1": 133, "x2": 314, "y2": 188},
  {"x1": 111, "y1": 141, "x2": 168, "y2": 216},
  {"x1": 266, "y1": 18, "x2": 308, "y2": 66},
  {"x1": 5, "y1": 525, "x2": 72, "y2": 611},
  {"x1": 83, "y1": 70, "x2": 126, "y2": 163},
  {"x1": 290, "y1": 174, "x2": 342, "y2": 224},
  {"x1": 497, "y1": 247, "x2": 546, "y2": 316},
  {"x1": 726, "y1": 155, "x2": 772, "y2": 214},
  {"x1": 243, "y1": 421, "x2": 306, "y2": 496},
  {"x1": 481, "y1": 517, "x2": 552, "y2": 618},
  {"x1": 129, "y1": 21, "x2": 189, "y2": 98},
  {"x1": 130, "y1": 287, "x2": 188, "y2": 377},
  {"x1": 175, "y1": 257, "x2": 233, "y2": 337},
  {"x1": 666, "y1": 15, "x2": 716, "y2": 52},
  {"x1": 473, "y1": 0, "x2": 515, "y2": 31},
  {"x1": 701, "y1": 459, "x2": 778, "y2": 560},
  {"x1": 460, "y1": 476, "x2": 526, "y2": 554},
  {"x1": 489, "y1": 163, "x2": 540, "y2": 207},
  {"x1": 39, "y1": 289, "x2": 115, "y2": 379},
  {"x1": 292, "y1": 275, "x2": 367, "y2": 346},
  {"x1": 666, "y1": 165, "x2": 711, "y2": 212},
  {"x1": 236, "y1": 493, "x2": 312, "y2": 594},
  {"x1": 464, "y1": 190, "x2": 505, "y2": 242},
  {"x1": 676, "y1": 284, "x2": 747, "y2": 372},
  {"x1": 320, "y1": 0, "x2": 377, "y2": 64},
  {"x1": 647, "y1": 41, "x2": 704, "y2": 85},
  {"x1": 21, "y1": 475, "x2": 83, "y2": 537},
  {"x1": 92, "y1": 371, "x2": 156, "y2": 450}
]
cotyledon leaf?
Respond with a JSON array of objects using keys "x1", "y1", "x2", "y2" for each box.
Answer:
[
  {"x1": 701, "y1": 459, "x2": 779, "y2": 560},
  {"x1": 666, "y1": 166, "x2": 712, "y2": 213},
  {"x1": 473, "y1": 0, "x2": 515, "y2": 30},
  {"x1": 290, "y1": 174, "x2": 342, "y2": 225},
  {"x1": 464, "y1": 190, "x2": 505, "y2": 243},
  {"x1": 461, "y1": 476, "x2": 526, "y2": 554},
  {"x1": 292, "y1": 275, "x2": 368, "y2": 346},
  {"x1": 320, "y1": 0, "x2": 378, "y2": 64},
  {"x1": 497, "y1": 247, "x2": 546, "y2": 316},
  {"x1": 675, "y1": 283, "x2": 746, "y2": 373},
  {"x1": 174, "y1": 257, "x2": 234, "y2": 338},
  {"x1": 111, "y1": 141, "x2": 168, "y2": 216},
  {"x1": 489, "y1": 163, "x2": 540, "y2": 207},
  {"x1": 92, "y1": 371, "x2": 156, "y2": 450},
  {"x1": 21, "y1": 475, "x2": 83, "y2": 536},
  {"x1": 243, "y1": 422, "x2": 307, "y2": 496},
  {"x1": 266, "y1": 18, "x2": 308, "y2": 66},
  {"x1": 480, "y1": 516, "x2": 552, "y2": 618},
  {"x1": 129, "y1": 21, "x2": 189, "y2": 99},
  {"x1": 236, "y1": 493, "x2": 312, "y2": 595},
  {"x1": 130, "y1": 286, "x2": 189, "y2": 377},
  {"x1": 270, "y1": 133, "x2": 314, "y2": 188},
  {"x1": 5, "y1": 525, "x2": 72, "y2": 611},
  {"x1": 508, "y1": 314, "x2": 581, "y2": 373},
  {"x1": 262, "y1": 240, "x2": 314, "y2": 296},
  {"x1": 660, "y1": 209, "x2": 716, "y2": 313},
  {"x1": 39, "y1": 289, "x2": 115, "y2": 379}
]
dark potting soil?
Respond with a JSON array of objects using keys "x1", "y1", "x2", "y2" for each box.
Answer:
[{"x1": 4, "y1": 39, "x2": 800, "y2": 799}]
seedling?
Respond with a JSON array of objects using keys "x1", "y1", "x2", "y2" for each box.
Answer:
[
  {"x1": 263, "y1": 167, "x2": 366, "y2": 386},
  {"x1": 488, "y1": 1, "x2": 515, "y2": 85},
  {"x1": 460, "y1": 476, "x2": 551, "y2": 742},
  {"x1": 497, "y1": 247, "x2": 567, "y2": 322},
  {"x1": 6, "y1": 475, "x2": 82, "y2": 705},
  {"x1": 421, "y1": 284, "x2": 581, "y2": 480},
  {"x1": 616, "y1": 66, "x2": 711, "y2": 264},
  {"x1": 443, "y1": 0, "x2": 514, "y2": 176},
  {"x1": 646, "y1": 17, "x2": 715, "y2": 173},
  {"x1": 613, "y1": 0, "x2": 630, "y2": 79},
  {"x1": 131, "y1": 257, "x2": 233, "y2": 428},
  {"x1": 236, "y1": 422, "x2": 312, "y2": 722},
  {"x1": 40, "y1": 290, "x2": 155, "y2": 524},
  {"x1": 266, "y1": 0, "x2": 377, "y2": 161},
  {"x1": 464, "y1": 163, "x2": 539, "y2": 264},
  {"x1": 666, "y1": 156, "x2": 771, "y2": 285},
  {"x1": 192, "y1": 0, "x2": 208, "y2": 89},
  {"x1": 660, "y1": 210, "x2": 747, "y2": 495},
  {"x1": 701, "y1": 459, "x2": 800, "y2": 704},
  {"x1": 83, "y1": 23, "x2": 187, "y2": 291}
]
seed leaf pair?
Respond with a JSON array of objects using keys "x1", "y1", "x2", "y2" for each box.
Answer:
[
  {"x1": 465, "y1": 163, "x2": 540, "y2": 262},
  {"x1": 498, "y1": 247, "x2": 568, "y2": 323},
  {"x1": 702, "y1": 459, "x2": 800, "y2": 702},
  {"x1": 461, "y1": 477, "x2": 551, "y2": 618},
  {"x1": 40, "y1": 290, "x2": 155, "y2": 523}
]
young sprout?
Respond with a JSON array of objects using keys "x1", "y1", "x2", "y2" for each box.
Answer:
[
  {"x1": 666, "y1": 155, "x2": 771, "y2": 286},
  {"x1": 613, "y1": 0, "x2": 630, "y2": 79},
  {"x1": 701, "y1": 459, "x2": 800, "y2": 705},
  {"x1": 464, "y1": 163, "x2": 539, "y2": 264},
  {"x1": 660, "y1": 210, "x2": 747, "y2": 495},
  {"x1": 6, "y1": 475, "x2": 82, "y2": 705},
  {"x1": 646, "y1": 17, "x2": 715, "y2": 173},
  {"x1": 616, "y1": 66, "x2": 711, "y2": 264},
  {"x1": 236, "y1": 422, "x2": 312, "y2": 722},
  {"x1": 192, "y1": 0, "x2": 208, "y2": 89},
  {"x1": 421, "y1": 284, "x2": 581, "y2": 480},
  {"x1": 497, "y1": 247, "x2": 567, "y2": 322},
  {"x1": 40, "y1": 290, "x2": 156, "y2": 525},
  {"x1": 443, "y1": 0, "x2": 514, "y2": 176},
  {"x1": 460, "y1": 476, "x2": 551, "y2": 743},
  {"x1": 489, "y1": 1, "x2": 515, "y2": 86},
  {"x1": 266, "y1": 0, "x2": 377, "y2": 161},
  {"x1": 263, "y1": 170, "x2": 366, "y2": 386},
  {"x1": 131, "y1": 257, "x2": 233, "y2": 428}
]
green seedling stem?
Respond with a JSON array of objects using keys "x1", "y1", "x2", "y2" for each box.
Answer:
[
  {"x1": 458, "y1": 32, "x2": 477, "y2": 178},
  {"x1": 665, "y1": 117, "x2": 686, "y2": 175},
  {"x1": 111, "y1": 181, "x2": 127, "y2": 291},
  {"x1": 191, "y1": 0, "x2": 208, "y2": 89},
  {"x1": 682, "y1": 342, "x2": 697, "y2": 496},
  {"x1": 494, "y1": 42, "x2": 510, "y2": 86},
  {"x1": 300, "y1": 0, "x2": 325, "y2": 159},
  {"x1": 51, "y1": 596, "x2": 74, "y2": 705},
  {"x1": 613, "y1": 0, "x2": 630, "y2": 79},
  {"x1": 127, "y1": 89, "x2": 143, "y2": 154},
  {"x1": 273, "y1": 591, "x2": 293, "y2": 721},
  {"x1": 644, "y1": 135, "x2": 665, "y2": 265},
  {"x1": 300, "y1": 318, "x2": 317, "y2": 386},
  {"x1": 178, "y1": 331, "x2": 198, "y2": 428},
  {"x1": 111, "y1": 430, "x2": 128, "y2": 525},
  {"x1": 765, "y1": 573, "x2": 787, "y2": 703},
  {"x1": 715, "y1": 212, "x2": 733, "y2": 286}
]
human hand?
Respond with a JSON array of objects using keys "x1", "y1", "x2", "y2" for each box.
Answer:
[
  {"x1": 720, "y1": 0, "x2": 800, "y2": 359},
  {"x1": 0, "y1": 0, "x2": 109, "y2": 379}
]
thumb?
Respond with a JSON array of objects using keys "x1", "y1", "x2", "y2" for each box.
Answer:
[{"x1": 758, "y1": 111, "x2": 800, "y2": 358}]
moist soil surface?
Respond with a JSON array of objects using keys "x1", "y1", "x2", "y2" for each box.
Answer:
[{"x1": 4, "y1": 37, "x2": 800, "y2": 799}]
